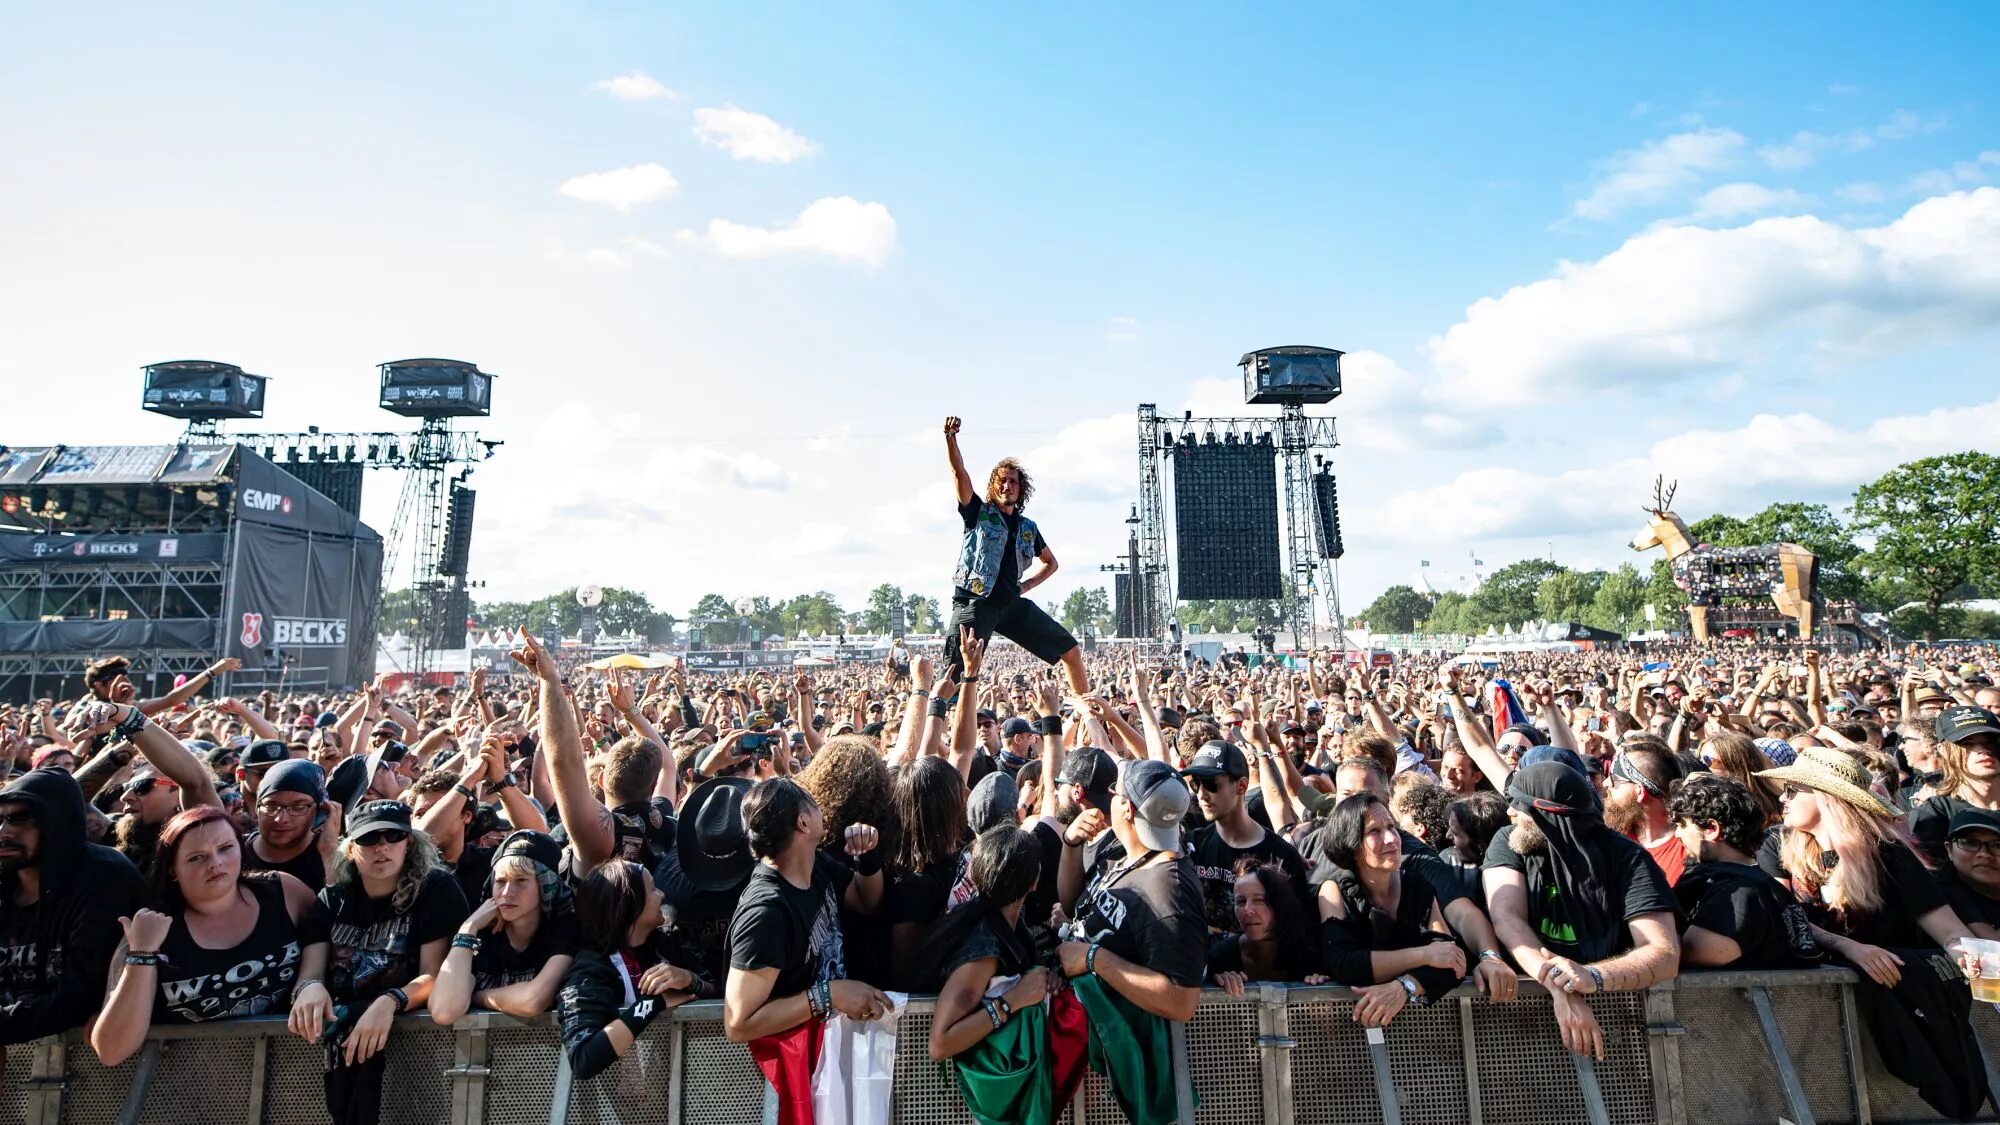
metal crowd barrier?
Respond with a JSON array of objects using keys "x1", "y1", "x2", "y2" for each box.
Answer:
[{"x1": 11, "y1": 967, "x2": 2000, "y2": 1125}]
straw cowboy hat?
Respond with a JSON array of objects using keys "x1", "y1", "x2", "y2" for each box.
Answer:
[{"x1": 1755, "y1": 745, "x2": 1896, "y2": 819}]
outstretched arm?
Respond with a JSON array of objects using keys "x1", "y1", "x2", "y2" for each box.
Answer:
[
  {"x1": 138, "y1": 657, "x2": 241, "y2": 716},
  {"x1": 944, "y1": 416, "x2": 976, "y2": 506},
  {"x1": 510, "y1": 631, "x2": 614, "y2": 869}
]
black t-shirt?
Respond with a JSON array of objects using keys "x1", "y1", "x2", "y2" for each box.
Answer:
[
  {"x1": 1027, "y1": 820, "x2": 1065, "y2": 947},
  {"x1": 473, "y1": 911, "x2": 580, "y2": 990},
  {"x1": 890, "y1": 851, "x2": 968, "y2": 929},
  {"x1": 1185, "y1": 824, "x2": 1310, "y2": 933},
  {"x1": 1819, "y1": 842, "x2": 1950, "y2": 949},
  {"x1": 1481, "y1": 825, "x2": 1677, "y2": 960},
  {"x1": 655, "y1": 850, "x2": 743, "y2": 987},
  {"x1": 243, "y1": 832, "x2": 325, "y2": 888},
  {"x1": 154, "y1": 877, "x2": 302, "y2": 1024},
  {"x1": 1066, "y1": 852, "x2": 1207, "y2": 989},
  {"x1": 1911, "y1": 795, "x2": 1977, "y2": 867},
  {"x1": 1938, "y1": 863, "x2": 2000, "y2": 932},
  {"x1": 301, "y1": 868, "x2": 470, "y2": 1002},
  {"x1": 728, "y1": 855, "x2": 854, "y2": 1000},
  {"x1": 1317, "y1": 863, "x2": 1463, "y2": 995},
  {"x1": 939, "y1": 912, "x2": 1037, "y2": 987},
  {"x1": 1675, "y1": 861, "x2": 1823, "y2": 969},
  {"x1": 448, "y1": 843, "x2": 495, "y2": 910}
]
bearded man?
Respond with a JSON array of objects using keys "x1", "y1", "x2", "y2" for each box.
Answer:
[{"x1": 1483, "y1": 762, "x2": 1680, "y2": 1061}]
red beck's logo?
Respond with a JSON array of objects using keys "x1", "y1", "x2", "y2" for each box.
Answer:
[{"x1": 240, "y1": 613, "x2": 263, "y2": 648}]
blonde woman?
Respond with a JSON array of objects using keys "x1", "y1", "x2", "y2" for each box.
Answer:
[{"x1": 1757, "y1": 747, "x2": 1972, "y2": 986}]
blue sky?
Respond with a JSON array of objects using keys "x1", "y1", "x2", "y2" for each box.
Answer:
[{"x1": 4, "y1": 3, "x2": 1998, "y2": 626}]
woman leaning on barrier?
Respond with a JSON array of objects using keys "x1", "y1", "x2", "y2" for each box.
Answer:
[
  {"x1": 428, "y1": 829, "x2": 577, "y2": 1026},
  {"x1": 919, "y1": 824, "x2": 1052, "y2": 1057},
  {"x1": 289, "y1": 799, "x2": 470, "y2": 1125},
  {"x1": 89, "y1": 804, "x2": 320, "y2": 1067},
  {"x1": 1207, "y1": 860, "x2": 1327, "y2": 996},
  {"x1": 1318, "y1": 793, "x2": 1517, "y2": 1027},
  {"x1": 556, "y1": 858, "x2": 703, "y2": 1080}
]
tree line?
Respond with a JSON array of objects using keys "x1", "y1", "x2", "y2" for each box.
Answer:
[{"x1": 1353, "y1": 452, "x2": 2000, "y2": 641}]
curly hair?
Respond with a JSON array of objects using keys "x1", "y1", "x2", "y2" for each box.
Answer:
[
  {"x1": 334, "y1": 824, "x2": 445, "y2": 915},
  {"x1": 1388, "y1": 776, "x2": 1453, "y2": 850},
  {"x1": 984, "y1": 458, "x2": 1035, "y2": 510},
  {"x1": 1177, "y1": 718, "x2": 1222, "y2": 763},
  {"x1": 797, "y1": 735, "x2": 894, "y2": 852},
  {"x1": 84, "y1": 655, "x2": 131, "y2": 686},
  {"x1": 1666, "y1": 774, "x2": 1765, "y2": 857}
]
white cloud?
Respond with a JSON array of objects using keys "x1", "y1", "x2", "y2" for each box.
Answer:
[
  {"x1": 644, "y1": 445, "x2": 794, "y2": 492},
  {"x1": 1835, "y1": 182, "x2": 1886, "y2": 205},
  {"x1": 1426, "y1": 187, "x2": 2000, "y2": 406},
  {"x1": 794, "y1": 521, "x2": 869, "y2": 555},
  {"x1": 674, "y1": 196, "x2": 897, "y2": 267},
  {"x1": 1686, "y1": 182, "x2": 1811, "y2": 221},
  {"x1": 691, "y1": 105, "x2": 821, "y2": 163},
  {"x1": 1571, "y1": 128, "x2": 1746, "y2": 221},
  {"x1": 584, "y1": 248, "x2": 630, "y2": 270},
  {"x1": 594, "y1": 72, "x2": 678, "y2": 101},
  {"x1": 1106, "y1": 316, "x2": 1138, "y2": 342},
  {"x1": 1901, "y1": 151, "x2": 2000, "y2": 196},
  {"x1": 1760, "y1": 110, "x2": 1942, "y2": 169},
  {"x1": 1368, "y1": 394, "x2": 2000, "y2": 544},
  {"x1": 558, "y1": 163, "x2": 679, "y2": 211}
]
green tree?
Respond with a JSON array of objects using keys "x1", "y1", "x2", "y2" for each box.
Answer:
[
  {"x1": 687, "y1": 593, "x2": 745, "y2": 646},
  {"x1": 1060, "y1": 586, "x2": 1113, "y2": 635},
  {"x1": 1177, "y1": 598, "x2": 1283, "y2": 633},
  {"x1": 1470, "y1": 559, "x2": 1564, "y2": 628},
  {"x1": 1584, "y1": 563, "x2": 1647, "y2": 633},
  {"x1": 782, "y1": 592, "x2": 847, "y2": 636},
  {"x1": 1356, "y1": 585, "x2": 1434, "y2": 633},
  {"x1": 381, "y1": 587, "x2": 423, "y2": 636},
  {"x1": 595, "y1": 587, "x2": 670, "y2": 640},
  {"x1": 1420, "y1": 591, "x2": 1473, "y2": 634},
  {"x1": 1643, "y1": 558, "x2": 1689, "y2": 630},
  {"x1": 863, "y1": 584, "x2": 906, "y2": 633},
  {"x1": 906, "y1": 594, "x2": 942, "y2": 634},
  {"x1": 1852, "y1": 452, "x2": 2000, "y2": 636},
  {"x1": 1534, "y1": 569, "x2": 1602, "y2": 624},
  {"x1": 1685, "y1": 513, "x2": 1747, "y2": 547}
]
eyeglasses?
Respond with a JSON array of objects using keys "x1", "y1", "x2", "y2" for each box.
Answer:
[
  {"x1": 0, "y1": 809, "x2": 37, "y2": 829},
  {"x1": 258, "y1": 800, "x2": 318, "y2": 820},
  {"x1": 354, "y1": 829, "x2": 409, "y2": 848},
  {"x1": 1953, "y1": 838, "x2": 2000, "y2": 857}
]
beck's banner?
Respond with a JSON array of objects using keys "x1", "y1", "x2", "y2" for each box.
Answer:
[
  {"x1": 0, "y1": 532, "x2": 229, "y2": 565},
  {"x1": 224, "y1": 520, "x2": 382, "y2": 690}
]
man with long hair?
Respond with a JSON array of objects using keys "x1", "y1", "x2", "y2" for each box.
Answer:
[{"x1": 942, "y1": 417, "x2": 1089, "y2": 696}]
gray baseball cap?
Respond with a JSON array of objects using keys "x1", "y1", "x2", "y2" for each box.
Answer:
[
  {"x1": 1118, "y1": 758, "x2": 1189, "y2": 852},
  {"x1": 967, "y1": 771, "x2": 1019, "y2": 834}
]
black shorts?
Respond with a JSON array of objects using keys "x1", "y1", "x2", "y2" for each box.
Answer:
[{"x1": 946, "y1": 594, "x2": 1077, "y2": 670}]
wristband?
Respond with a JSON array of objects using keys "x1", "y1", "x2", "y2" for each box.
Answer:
[
  {"x1": 498, "y1": 773, "x2": 518, "y2": 789},
  {"x1": 1034, "y1": 716, "x2": 1063, "y2": 737},
  {"x1": 451, "y1": 933, "x2": 481, "y2": 951},
  {"x1": 912, "y1": 689, "x2": 930, "y2": 699},
  {"x1": 453, "y1": 783, "x2": 477, "y2": 802},
  {"x1": 125, "y1": 951, "x2": 162, "y2": 967},
  {"x1": 1086, "y1": 943, "x2": 1101, "y2": 976},
  {"x1": 113, "y1": 707, "x2": 148, "y2": 742},
  {"x1": 618, "y1": 997, "x2": 662, "y2": 1036},
  {"x1": 387, "y1": 987, "x2": 410, "y2": 1015},
  {"x1": 1477, "y1": 949, "x2": 1505, "y2": 964},
  {"x1": 982, "y1": 998, "x2": 1005, "y2": 1030},
  {"x1": 960, "y1": 674, "x2": 981, "y2": 683},
  {"x1": 927, "y1": 698, "x2": 951, "y2": 720},
  {"x1": 1585, "y1": 965, "x2": 1605, "y2": 992},
  {"x1": 293, "y1": 977, "x2": 324, "y2": 1001},
  {"x1": 850, "y1": 845, "x2": 884, "y2": 877},
  {"x1": 992, "y1": 994, "x2": 1012, "y2": 1020}
]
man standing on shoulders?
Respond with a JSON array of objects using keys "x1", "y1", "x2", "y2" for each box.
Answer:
[{"x1": 941, "y1": 416, "x2": 1090, "y2": 697}]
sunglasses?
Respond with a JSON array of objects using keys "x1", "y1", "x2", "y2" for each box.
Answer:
[
  {"x1": 354, "y1": 829, "x2": 409, "y2": 848},
  {"x1": 1780, "y1": 784, "x2": 1811, "y2": 802},
  {"x1": 130, "y1": 777, "x2": 179, "y2": 797},
  {"x1": 0, "y1": 809, "x2": 37, "y2": 829},
  {"x1": 1194, "y1": 775, "x2": 1230, "y2": 792}
]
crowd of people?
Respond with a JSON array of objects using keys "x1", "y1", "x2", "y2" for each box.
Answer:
[
  {"x1": 2, "y1": 637, "x2": 1997, "y2": 1120},
  {"x1": 0, "y1": 427, "x2": 1996, "y2": 1122}
]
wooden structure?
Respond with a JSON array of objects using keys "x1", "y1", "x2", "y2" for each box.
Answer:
[{"x1": 1629, "y1": 478, "x2": 1818, "y2": 644}]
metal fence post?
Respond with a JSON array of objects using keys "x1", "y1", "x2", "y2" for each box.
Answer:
[
  {"x1": 1169, "y1": 1020, "x2": 1196, "y2": 1125},
  {"x1": 1457, "y1": 996, "x2": 1484, "y2": 1125},
  {"x1": 1746, "y1": 986, "x2": 1815, "y2": 1125},
  {"x1": 1255, "y1": 986, "x2": 1295, "y2": 1125},
  {"x1": 1643, "y1": 981, "x2": 1686, "y2": 1125},
  {"x1": 115, "y1": 1040, "x2": 163, "y2": 1125},
  {"x1": 448, "y1": 1021, "x2": 491, "y2": 1125},
  {"x1": 1837, "y1": 981, "x2": 1873, "y2": 1125},
  {"x1": 26, "y1": 1035, "x2": 65, "y2": 1125}
]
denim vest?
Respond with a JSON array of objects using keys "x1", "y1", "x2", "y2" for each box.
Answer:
[{"x1": 953, "y1": 501, "x2": 1040, "y2": 600}]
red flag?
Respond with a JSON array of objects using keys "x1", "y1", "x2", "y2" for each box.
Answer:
[
  {"x1": 748, "y1": 1019, "x2": 824, "y2": 1125},
  {"x1": 1048, "y1": 986, "x2": 1090, "y2": 1109}
]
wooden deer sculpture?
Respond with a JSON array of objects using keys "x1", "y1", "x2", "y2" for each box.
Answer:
[{"x1": 1629, "y1": 477, "x2": 1819, "y2": 644}]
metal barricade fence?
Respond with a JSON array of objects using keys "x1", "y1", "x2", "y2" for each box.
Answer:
[{"x1": 15, "y1": 968, "x2": 2000, "y2": 1125}]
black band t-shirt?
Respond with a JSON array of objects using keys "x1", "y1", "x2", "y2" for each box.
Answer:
[
  {"x1": 1066, "y1": 852, "x2": 1207, "y2": 989},
  {"x1": 1481, "y1": 825, "x2": 1677, "y2": 960},
  {"x1": 728, "y1": 855, "x2": 854, "y2": 1000},
  {"x1": 1184, "y1": 823, "x2": 1310, "y2": 934}
]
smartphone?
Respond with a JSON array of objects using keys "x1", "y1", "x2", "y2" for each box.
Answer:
[{"x1": 740, "y1": 732, "x2": 769, "y2": 753}]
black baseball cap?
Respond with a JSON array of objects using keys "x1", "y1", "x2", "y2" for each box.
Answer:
[
  {"x1": 1001, "y1": 716, "x2": 1034, "y2": 738},
  {"x1": 1180, "y1": 740, "x2": 1248, "y2": 780},
  {"x1": 343, "y1": 799, "x2": 412, "y2": 842},
  {"x1": 1057, "y1": 745, "x2": 1117, "y2": 811},
  {"x1": 976, "y1": 709, "x2": 998, "y2": 724},
  {"x1": 1937, "y1": 706, "x2": 2000, "y2": 745},
  {"x1": 259, "y1": 759, "x2": 327, "y2": 803},
  {"x1": 1949, "y1": 807, "x2": 2000, "y2": 840},
  {"x1": 241, "y1": 739, "x2": 289, "y2": 769}
]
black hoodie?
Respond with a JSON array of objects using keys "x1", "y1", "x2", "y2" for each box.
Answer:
[{"x1": 0, "y1": 768, "x2": 145, "y2": 1044}]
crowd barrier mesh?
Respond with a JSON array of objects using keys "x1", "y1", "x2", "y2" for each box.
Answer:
[{"x1": 14, "y1": 970, "x2": 2000, "y2": 1125}]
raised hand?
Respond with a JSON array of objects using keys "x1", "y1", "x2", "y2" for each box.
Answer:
[{"x1": 119, "y1": 909, "x2": 173, "y2": 955}]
